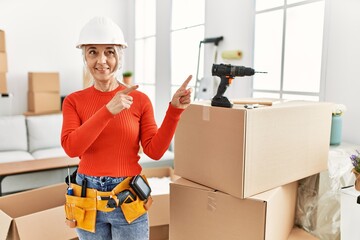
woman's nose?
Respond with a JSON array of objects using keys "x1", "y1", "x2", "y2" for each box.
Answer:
[{"x1": 97, "y1": 52, "x2": 107, "y2": 63}]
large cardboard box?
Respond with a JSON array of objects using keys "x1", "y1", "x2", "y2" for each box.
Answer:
[
  {"x1": 0, "y1": 72, "x2": 7, "y2": 93},
  {"x1": 28, "y1": 91, "x2": 61, "y2": 113},
  {"x1": 170, "y1": 178, "x2": 298, "y2": 240},
  {"x1": 0, "y1": 183, "x2": 77, "y2": 240},
  {"x1": 0, "y1": 52, "x2": 8, "y2": 72},
  {"x1": 142, "y1": 167, "x2": 178, "y2": 227},
  {"x1": 28, "y1": 72, "x2": 60, "y2": 92},
  {"x1": 0, "y1": 30, "x2": 5, "y2": 52},
  {"x1": 340, "y1": 186, "x2": 360, "y2": 240},
  {"x1": 0, "y1": 167, "x2": 175, "y2": 240},
  {"x1": 174, "y1": 100, "x2": 332, "y2": 199},
  {"x1": 143, "y1": 167, "x2": 179, "y2": 240}
]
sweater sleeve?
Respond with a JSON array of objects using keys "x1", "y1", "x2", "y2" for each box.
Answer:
[
  {"x1": 61, "y1": 96, "x2": 114, "y2": 157},
  {"x1": 140, "y1": 102, "x2": 184, "y2": 160}
]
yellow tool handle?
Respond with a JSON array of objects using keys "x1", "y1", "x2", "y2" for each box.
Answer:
[{"x1": 232, "y1": 100, "x2": 273, "y2": 106}]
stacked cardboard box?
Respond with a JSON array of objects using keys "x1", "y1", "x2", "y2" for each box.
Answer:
[
  {"x1": 171, "y1": 100, "x2": 332, "y2": 240},
  {"x1": 0, "y1": 30, "x2": 8, "y2": 93},
  {"x1": 0, "y1": 167, "x2": 174, "y2": 240},
  {"x1": 27, "y1": 72, "x2": 61, "y2": 114},
  {"x1": 0, "y1": 30, "x2": 13, "y2": 116}
]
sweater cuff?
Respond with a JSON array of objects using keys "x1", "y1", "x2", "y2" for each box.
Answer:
[
  {"x1": 100, "y1": 105, "x2": 116, "y2": 119},
  {"x1": 167, "y1": 103, "x2": 185, "y2": 119}
]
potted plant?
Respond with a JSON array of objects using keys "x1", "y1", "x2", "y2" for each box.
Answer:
[
  {"x1": 350, "y1": 150, "x2": 360, "y2": 191},
  {"x1": 122, "y1": 71, "x2": 133, "y2": 85}
]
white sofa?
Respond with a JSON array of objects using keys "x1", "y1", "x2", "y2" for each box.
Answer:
[{"x1": 0, "y1": 113, "x2": 174, "y2": 194}]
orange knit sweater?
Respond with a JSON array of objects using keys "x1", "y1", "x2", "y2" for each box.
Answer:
[{"x1": 61, "y1": 85, "x2": 184, "y2": 177}]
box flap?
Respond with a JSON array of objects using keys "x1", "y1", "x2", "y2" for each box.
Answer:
[
  {"x1": 15, "y1": 206, "x2": 77, "y2": 240},
  {"x1": 0, "y1": 183, "x2": 67, "y2": 218},
  {"x1": 264, "y1": 182, "x2": 298, "y2": 240},
  {"x1": 142, "y1": 167, "x2": 172, "y2": 178},
  {"x1": 148, "y1": 194, "x2": 169, "y2": 226},
  {"x1": 171, "y1": 177, "x2": 214, "y2": 192},
  {"x1": 0, "y1": 210, "x2": 12, "y2": 240},
  {"x1": 142, "y1": 167, "x2": 174, "y2": 227}
]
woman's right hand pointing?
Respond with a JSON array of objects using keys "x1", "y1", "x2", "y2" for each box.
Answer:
[{"x1": 106, "y1": 85, "x2": 139, "y2": 115}]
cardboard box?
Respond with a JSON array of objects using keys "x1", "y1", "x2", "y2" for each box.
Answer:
[
  {"x1": 150, "y1": 225, "x2": 169, "y2": 240},
  {"x1": 287, "y1": 227, "x2": 319, "y2": 240},
  {"x1": 170, "y1": 178, "x2": 298, "y2": 240},
  {"x1": 0, "y1": 167, "x2": 174, "y2": 240},
  {"x1": 142, "y1": 167, "x2": 178, "y2": 227},
  {"x1": 174, "y1": 100, "x2": 332, "y2": 199},
  {"x1": 0, "y1": 52, "x2": 7, "y2": 72},
  {"x1": 28, "y1": 91, "x2": 61, "y2": 113},
  {"x1": 0, "y1": 183, "x2": 77, "y2": 240},
  {"x1": 28, "y1": 72, "x2": 60, "y2": 92},
  {"x1": 0, "y1": 72, "x2": 7, "y2": 93},
  {"x1": 340, "y1": 186, "x2": 360, "y2": 240},
  {"x1": 0, "y1": 30, "x2": 5, "y2": 52}
]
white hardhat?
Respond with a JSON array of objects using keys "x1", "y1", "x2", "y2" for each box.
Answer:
[{"x1": 76, "y1": 16, "x2": 128, "y2": 49}]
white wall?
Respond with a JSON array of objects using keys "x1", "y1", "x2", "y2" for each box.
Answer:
[
  {"x1": 0, "y1": 0, "x2": 128, "y2": 114},
  {"x1": 323, "y1": 0, "x2": 360, "y2": 144},
  {"x1": 1, "y1": 0, "x2": 359, "y2": 144},
  {"x1": 205, "y1": 0, "x2": 255, "y2": 99}
]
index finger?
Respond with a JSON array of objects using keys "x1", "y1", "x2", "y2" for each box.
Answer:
[
  {"x1": 121, "y1": 85, "x2": 139, "y2": 95},
  {"x1": 180, "y1": 75, "x2": 192, "y2": 89}
]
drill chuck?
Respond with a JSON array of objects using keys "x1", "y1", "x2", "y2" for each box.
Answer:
[{"x1": 212, "y1": 63, "x2": 255, "y2": 77}]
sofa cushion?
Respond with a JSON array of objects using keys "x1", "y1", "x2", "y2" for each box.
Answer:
[
  {"x1": 0, "y1": 151, "x2": 34, "y2": 163},
  {"x1": 0, "y1": 115, "x2": 28, "y2": 152},
  {"x1": 27, "y1": 114, "x2": 63, "y2": 153},
  {"x1": 31, "y1": 147, "x2": 67, "y2": 159}
]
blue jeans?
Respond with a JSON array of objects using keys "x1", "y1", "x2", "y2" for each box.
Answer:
[{"x1": 75, "y1": 173, "x2": 149, "y2": 240}]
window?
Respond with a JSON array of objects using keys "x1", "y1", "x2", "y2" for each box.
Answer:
[
  {"x1": 134, "y1": 0, "x2": 205, "y2": 119},
  {"x1": 253, "y1": 0, "x2": 325, "y2": 101},
  {"x1": 134, "y1": 0, "x2": 156, "y2": 109},
  {"x1": 170, "y1": 0, "x2": 205, "y2": 97}
]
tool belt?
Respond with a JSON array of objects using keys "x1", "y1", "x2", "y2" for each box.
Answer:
[{"x1": 64, "y1": 175, "x2": 152, "y2": 233}]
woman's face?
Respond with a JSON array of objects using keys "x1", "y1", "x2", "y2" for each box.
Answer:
[{"x1": 85, "y1": 44, "x2": 119, "y2": 82}]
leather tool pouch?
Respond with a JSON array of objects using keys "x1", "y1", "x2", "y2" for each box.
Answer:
[
  {"x1": 120, "y1": 193, "x2": 148, "y2": 224},
  {"x1": 64, "y1": 183, "x2": 97, "y2": 232},
  {"x1": 120, "y1": 175, "x2": 152, "y2": 224},
  {"x1": 64, "y1": 175, "x2": 153, "y2": 232}
]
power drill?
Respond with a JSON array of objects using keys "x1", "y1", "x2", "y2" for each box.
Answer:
[{"x1": 211, "y1": 63, "x2": 267, "y2": 108}]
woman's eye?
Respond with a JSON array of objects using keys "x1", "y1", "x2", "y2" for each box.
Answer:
[{"x1": 106, "y1": 50, "x2": 115, "y2": 56}]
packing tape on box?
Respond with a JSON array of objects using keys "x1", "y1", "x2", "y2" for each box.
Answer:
[{"x1": 221, "y1": 50, "x2": 243, "y2": 60}]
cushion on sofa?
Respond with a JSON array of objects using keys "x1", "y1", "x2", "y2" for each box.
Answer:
[
  {"x1": 0, "y1": 151, "x2": 34, "y2": 163},
  {"x1": 27, "y1": 114, "x2": 63, "y2": 153},
  {"x1": 31, "y1": 147, "x2": 67, "y2": 159},
  {"x1": 0, "y1": 115, "x2": 28, "y2": 152}
]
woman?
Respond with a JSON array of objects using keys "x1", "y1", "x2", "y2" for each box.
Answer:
[{"x1": 61, "y1": 16, "x2": 192, "y2": 240}]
